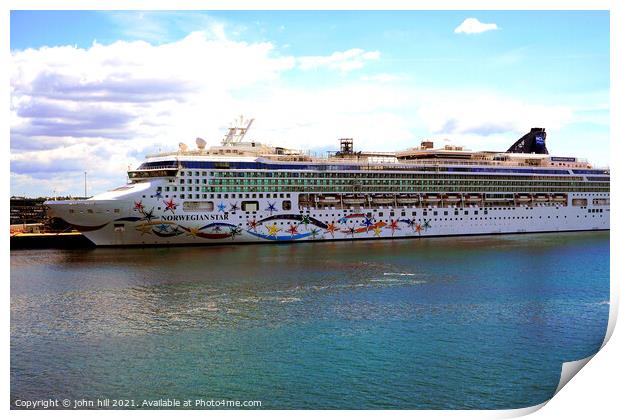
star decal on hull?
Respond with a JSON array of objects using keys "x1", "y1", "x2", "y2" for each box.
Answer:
[
  {"x1": 309, "y1": 228, "x2": 321, "y2": 239},
  {"x1": 185, "y1": 227, "x2": 201, "y2": 237},
  {"x1": 136, "y1": 223, "x2": 154, "y2": 235},
  {"x1": 134, "y1": 200, "x2": 145, "y2": 212},
  {"x1": 229, "y1": 202, "x2": 239, "y2": 212},
  {"x1": 286, "y1": 224, "x2": 299, "y2": 235},
  {"x1": 229, "y1": 226, "x2": 243, "y2": 239},
  {"x1": 373, "y1": 226, "x2": 382, "y2": 237},
  {"x1": 141, "y1": 208, "x2": 157, "y2": 222},
  {"x1": 217, "y1": 202, "x2": 227, "y2": 212},
  {"x1": 247, "y1": 219, "x2": 259, "y2": 231},
  {"x1": 415, "y1": 223, "x2": 423, "y2": 235},
  {"x1": 267, "y1": 202, "x2": 278, "y2": 215},
  {"x1": 326, "y1": 221, "x2": 339, "y2": 237},
  {"x1": 154, "y1": 191, "x2": 162, "y2": 200},
  {"x1": 388, "y1": 219, "x2": 399, "y2": 235},
  {"x1": 266, "y1": 224, "x2": 281, "y2": 237},
  {"x1": 163, "y1": 199, "x2": 177, "y2": 213},
  {"x1": 156, "y1": 223, "x2": 170, "y2": 232}
]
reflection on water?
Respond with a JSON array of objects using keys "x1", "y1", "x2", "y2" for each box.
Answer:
[{"x1": 11, "y1": 232, "x2": 609, "y2": 409}]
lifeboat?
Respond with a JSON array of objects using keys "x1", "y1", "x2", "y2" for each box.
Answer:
[
  {"x1": 423, "y1": 194, "x2": 441, "y2": 202},
  {"x1": 317, "y1": 195, "x2": 340, "y2": 204},
  {"x1": 465, "y1": 194, "x2": 482, "y2": 202},
  {"x1": 552, "y1": 194, "x2": 567, "y2": 202},
  {"x1": 396, "y1": 195, "x2": 419, "y2": 204},
  {"x1": 517, "y1": 195, "x2": 531, "y2": 202},
  {"x1": 372, "y1": 195, "x2": 395, "y2": 205},
  {"x1": 343, "y1": 195, "x2": 366, "y2": 205},
  {"x1": 534, "y1": 194, "x2": 550, "y2": 202},
  {"x1": 443, "y1": 194, "x2": 461, "y2": 202}
]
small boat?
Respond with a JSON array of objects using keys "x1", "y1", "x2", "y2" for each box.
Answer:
[
  {"x1": 343, "y1": 196, "x2": 366, "y2": 205},
  {"x1": 396, "y1": 195, "x2": 419, "y2": 204},
  {"x1": 465, "y1": 195, "x2": 482, "y2": 202},
  {"x1": 373, "y1": 198, "x2": 395, "y2": 204},
  {"x1": 317, "y1": 195, "x2": 340, "y2": 204},
  {"x1": 443, "y1": 194, "x2": 461, "y2": 202}
]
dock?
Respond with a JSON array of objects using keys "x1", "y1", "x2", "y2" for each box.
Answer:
[{"x1": 10, "y1": 232, "x2": 94, "y2": 249}]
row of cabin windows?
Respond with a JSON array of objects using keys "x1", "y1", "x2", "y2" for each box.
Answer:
[
  {"x1": 204, "y1": 186, "x2": 610, "y2": 193},
  {"x1": 209, "y1": 178, "x2": 605, "y2": 188},
  {"x1": 162, "y1": 187, "x2": 291, "y2": 200},
  {"x1": 208, "y1": 172, "x2": 586, "y2": 182}
]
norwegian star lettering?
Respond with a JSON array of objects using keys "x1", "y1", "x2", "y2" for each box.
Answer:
[{"x1": 161, "y1": 214, "x2": 229, "y2": 221}]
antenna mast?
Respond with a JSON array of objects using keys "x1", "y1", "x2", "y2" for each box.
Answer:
[{"x1": 222, "y1": 115, "x2": 254, "y2": 145}]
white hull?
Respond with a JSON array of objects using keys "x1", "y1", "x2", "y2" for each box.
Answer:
[{"x1": 47, "y1": 188, "x2": 610, "y2": 246}]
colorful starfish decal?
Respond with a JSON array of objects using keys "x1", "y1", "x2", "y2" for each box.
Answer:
[
  {"x1": 136, "y1": 224, "x2": 153, "y2": 235},
  {"x1": 229, "y1": 202, "x2": 239, "y2": 212},
  {"x1": 229, "y1": 226, "x2": 243, "y2": 239},
  {"x1": 347, "y1": 226, "x2": 357, "y2": 236},
  {"x1": 423, "y1": 220, "x2": 432, "y2": 230},
  {"x1": 154, "y1": 190, "x2": 162, "y2": 200},
  {"x1": 156, "y1": 223, "x2": 170, "y2": 232},
  {"x1": 300, "y1": 214, "x2": 311, "y2": 229},
  {"x1": 163, "y1": 199, "x2": 177, "y2": 213},
  {"x1": 362, "y1": 216, "x2": 374, "y2": 231},
  {"x1": 286, "y1": 224, "x2": 299, "y2": 235},
  {"x1": 217, "y1": 202, "x2": 226, "y2": 212},
  {"x1": 326, "y1": 221, "x2": 339, "y2": 237},
  {"x1": 185, "y1": 226, "x2": 201, "y2": 237},
  {"x1": 266, "y1": 224, "x2": 281, "y2": 237},
  {"x1": 267, "y1": 202, "x2": 277, "y2": 215},
  {"x1": 142, "y1": 208, "x2": 156, "y2": 222},
  {"x1": 389, "y1": 219, "x2": 399, "y2": 234},
  {"x1": 373, "y1": 226, "x2": 382, "y2": 237},
  {"x1": 134, "y1": 200, "x2": 145, "y2": 212},
  {"x1": 247, "y1": 219, "x2": 259, "y2": 231},
  {"x1": 415, "y1": 223, "x2": 423, "y2": 235},
  {"x1": 309, "y1": 228, "x2": 320, "y2": 239}
]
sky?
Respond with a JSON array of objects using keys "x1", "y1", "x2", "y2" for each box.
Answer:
[{"x1": 10, "y1": 10, "x2": 610, "y2": 197}]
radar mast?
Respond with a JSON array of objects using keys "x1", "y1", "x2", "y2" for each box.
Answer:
[{"x1": 222, "y1": 115, "x2": 254, "y2": 145}]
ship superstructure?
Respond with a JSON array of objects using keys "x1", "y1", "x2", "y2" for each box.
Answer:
[{"x1": 45, "y1": 119, "x2": 610, "y2": 246}]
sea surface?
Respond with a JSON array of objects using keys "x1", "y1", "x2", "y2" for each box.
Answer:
[{"x1": 10, "y1": 232, "x2": 609, "y2": 409}]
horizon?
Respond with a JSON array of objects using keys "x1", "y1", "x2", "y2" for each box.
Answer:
[{"x1": 10, "y1": 10, "x2": 610, "y2": 197}]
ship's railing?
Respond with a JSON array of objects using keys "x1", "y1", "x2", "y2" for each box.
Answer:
[
  {"x1": 133, "y1": 165, "x2": 180, "y2": 171},
  {"x1": 142, "y1": 151, "x2": 594, "y2": 170}
]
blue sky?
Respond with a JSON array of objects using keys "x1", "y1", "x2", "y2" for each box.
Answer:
[{"x1": 10, "y1": 10, "x2": 610, "y2": 197}]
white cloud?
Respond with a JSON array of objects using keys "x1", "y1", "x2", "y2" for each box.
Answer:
[
  {"x1": 9, "y1": 31, "x2": 399, "y2": 196},
  {"x1": 417, "y1": 92, "x2": 573, "y2": 140},
  {"x1": 454, "y1": 18, "x2": 499, "y2": 35},
  {"x1": 360, "y1": 73, "x2": 408, "y2": 83},
  {"x1": 298, "y1": 48, "x2": 380, "y2": 73},
  {"x1": 11, "y1": 24, "x2": 586, "y2": 197}
]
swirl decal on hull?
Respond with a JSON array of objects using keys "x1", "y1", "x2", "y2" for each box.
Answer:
[{"x1": 246, "y1": 231, "x2": 314, "y2": 241}]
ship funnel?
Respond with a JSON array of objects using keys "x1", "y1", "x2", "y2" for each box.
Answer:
[{"x1": 506, "y1": 128, "x2": 548, "y2": 154}]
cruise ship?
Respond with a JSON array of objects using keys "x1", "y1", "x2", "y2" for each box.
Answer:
[{"x1": 45, "y1": 118, "x2": 610, "y2": 246}]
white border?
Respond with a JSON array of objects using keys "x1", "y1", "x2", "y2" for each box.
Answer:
[{"x1": 4, "y1": 1, "x2": 617, "y2": 419}]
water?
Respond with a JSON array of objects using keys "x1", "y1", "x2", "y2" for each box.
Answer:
[{"x1": 11, "y1": 232, "x2": 609, "y2": 409}]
